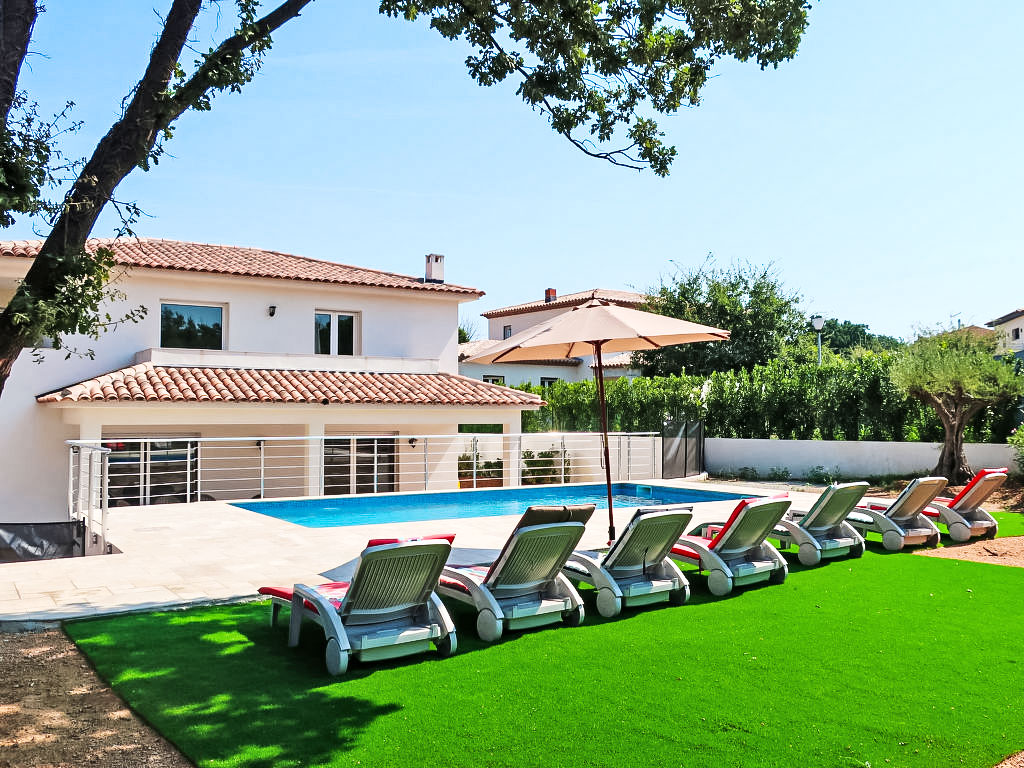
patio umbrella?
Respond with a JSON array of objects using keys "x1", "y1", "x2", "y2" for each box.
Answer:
[{"x1": 465, "y1": 298, "x2": 730, "y2": 540}]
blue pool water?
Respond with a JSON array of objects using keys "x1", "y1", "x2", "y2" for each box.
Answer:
[{"x1": 232, "y1": 483, "x2": 748, "y2": 528}]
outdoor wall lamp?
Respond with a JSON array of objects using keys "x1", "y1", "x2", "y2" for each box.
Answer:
[
  {"x1": 268, "y1": 305, "x2": 277, "y2": 317},
  {"x1": 408, "y1": 437, "x2": 418, "y2": 447}
]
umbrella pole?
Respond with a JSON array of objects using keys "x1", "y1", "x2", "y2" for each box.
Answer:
[{"x1": 593, "y1": 341, "x2": 616, "y2": 541}]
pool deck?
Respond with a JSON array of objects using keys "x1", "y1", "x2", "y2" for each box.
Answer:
[{"x1": 0, "y1": 479, "x2": 832, "y2": 627}]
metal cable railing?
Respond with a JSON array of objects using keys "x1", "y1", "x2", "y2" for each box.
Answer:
[{"x1": 66, "y1": 432, "x2": 662, "y2": 509}]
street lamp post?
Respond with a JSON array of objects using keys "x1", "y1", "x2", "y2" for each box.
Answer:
[{"x1": 811, "y1": 314, "x2": 825, "y2": 366}]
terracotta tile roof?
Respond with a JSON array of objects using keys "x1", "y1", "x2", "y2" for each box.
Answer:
[
  {"x1": 458, "y1": 339, "x2": 580, "y2": 366},
  {"x1": 589, "y1": 352, "x2": 637, "y2": 369},
  {"x1": 481, "y1": 288, "x2": 645, "y2": 318},
  {"x1": 1, "y1": 238, "x2": 481, "y2": 296},
  {"x1": 987, "y1": 308, "x2": 1024, "y2": 327},
  {"x1": 37, "y1": 364, "x2": 543, "y2": 407}
]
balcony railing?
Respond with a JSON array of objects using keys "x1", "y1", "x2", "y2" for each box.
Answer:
[{"x1": 66, "y1": 432, "x2": 662, "y2": 511}]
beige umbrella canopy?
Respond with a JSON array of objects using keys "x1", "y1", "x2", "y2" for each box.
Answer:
[{"x1": 466, "y1": 299, "x2": 730, "y2": 540}]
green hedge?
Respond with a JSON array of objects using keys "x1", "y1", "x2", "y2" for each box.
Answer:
[{"x1": 517, "y1": 353, "x2": 1023, "y2": 442}]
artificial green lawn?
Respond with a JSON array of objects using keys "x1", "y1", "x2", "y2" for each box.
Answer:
[{"x1": 67, "y1": 513, "x2": 1024, "y2": 768}]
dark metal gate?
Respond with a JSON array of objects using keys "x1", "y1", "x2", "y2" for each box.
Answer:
[{"x1": 662, "y1": 420, "x2": 704, "y2": 479}]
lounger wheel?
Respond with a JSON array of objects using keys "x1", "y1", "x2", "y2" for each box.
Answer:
[
  {"x1": 562, "y1": 603, "x2": 585, "y2": 627},
  {"x1": 948, "y1": 522, "x2": 971, "y2": 543},
  {"x1": 595, "y1": 588, "x2": 622, "y2": 618},
  {"x1": 797, "y1": 543, "x2": 821, "y2": 567},
  {"x1": 851, "y1": 540, "x2": 865, "y2": 558},
  {"x1": 707, "y1": 570, "x2": 733, "y2": 597},
  {"x1": 769, "y1": 565, "x2": 788, "y2": 584},
  {"x1": 669, "y1": 583, "x2": 690, "y2": 606},
  {"x1": 927, "y1": 532, "x2": 941, "y2": 548},
  {"x1": 984, "y1": 527, "x2": 998, "y2": 540},
  {"x1": 435, "y1": 631, "x2": 457, "y2": 658},
  {"x1": 882, "y1": 531, "x2": 904, "y2": 552},
  {"x1": 325, "y1": 637, "x2": 349, "y2": 676},
  {"x1": 476, "y1": 609, "x2": 503, "y2": 643}
]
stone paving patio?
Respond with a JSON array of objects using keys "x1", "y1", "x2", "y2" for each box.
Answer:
[{"x1": 0, "y1": 479, "x2": 827, "y2": 626}]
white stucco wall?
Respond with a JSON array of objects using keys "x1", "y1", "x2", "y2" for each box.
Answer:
[
  {"x1": 0, "y1": 256, "x2": 500, "y2": 522},
  {"x1": 705, "y1": 438, "x2": 1018, "y2": 479},
  {"x1": 992, "y1": 317, "x2": 1024, "y2": 355},
  {"x1": 459, "y1": 361, "x2": 589, "y2": 387}
]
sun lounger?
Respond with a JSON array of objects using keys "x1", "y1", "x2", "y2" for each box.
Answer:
[
  {"x1": 259, "y1": 535, "x2": 457, "y2": 675},
  {"x1": 671, "y1": 496, "x2": 791, "y2": 596},
  {"x1": 772, "y1": 482, "x2": 868, "y2": 566},
  {"x1": 562, "y1": 506, "x2": 693, "y2": 617},
  {"x1": 846, "y1": 476, "x2": 946, "y2": 551},
  {"x1": 923, "y1": 467, "x2": 1005, "y2": 542},
  {"x1": 437, "y1": 505, "x2": 593, "y2": 642}
]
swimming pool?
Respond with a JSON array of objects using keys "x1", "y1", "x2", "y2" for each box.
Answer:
[{"x1": 232, "y1": 483, "x2": 748, "y2": 528}]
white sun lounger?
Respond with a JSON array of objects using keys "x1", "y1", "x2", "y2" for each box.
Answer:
[
  {"x1": 259, "y1": 536, "x2": 457, "y2": 675},
  {"x1": 772, "y1": 482, "x2": 868, "y2": 566},
  {"x1": 923, "y1": 467, "x2": 1005, "y2": 542},
  {"x1": 846, "y1": 476, "x2": 946, "y2": 551},
  {"x1": 438, "y1": 505, "x2": 592, "y2": 642},
  {"x1": 562, "y1": 506, "x2": 693, "y2": 617},
  {"x1": 671, "y1": 496, "x2": 791, "y2": 597}
]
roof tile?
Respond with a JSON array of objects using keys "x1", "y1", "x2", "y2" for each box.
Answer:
[
  {"x1": 37, "y1": 364, "x2": 544, "y2": 408},
  {"x1": 1, "y1": 238, "x2": 481, "y2": 296},
  {"x1": 482, "y1": 288, "x2": 644, "y2": 318}
]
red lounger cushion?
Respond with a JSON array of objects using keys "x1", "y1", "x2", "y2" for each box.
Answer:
[
  {"x1": 258, "y1": 582, "x2": 351, "y2": 614},
  {"x1": 708, "y1": 494, "x2": 787, "y2": 549},
  {"x1": 366, "y1": 533, "x2": 456, "y2": 548},
  {"x1": 948, "y1": 468, "x2": 1008, "y2": 507}
]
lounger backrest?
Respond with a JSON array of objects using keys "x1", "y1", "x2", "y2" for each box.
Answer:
[
  {"x1": 339, "y1": 540, "x2": 451, "y2": 626},
  {"x1": 948, "y1": 468, "x2": 1008, "y2": 511},
  {"x1": 603, "y1": 507, "x2": 693, "y2": 576},
  {"x1": 484, "y1": 522, "x2": 586, "y2": 594},
  {"x1": 515, "y1": 504, "x2": 595, "y2": 530},
  {"x1": 710, "y1": 497, "x2": 792, "y2": 557},
  {"x1": 886, "y1": 477, "x2": 947, "y2": 522},
  {"x1": 801, "y1": 482, "x2": 869, "y2": 533}
]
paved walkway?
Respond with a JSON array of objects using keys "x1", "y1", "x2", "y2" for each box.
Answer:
[{"x1": 0, "y1": 479, "x2": 826, "y2": 626}]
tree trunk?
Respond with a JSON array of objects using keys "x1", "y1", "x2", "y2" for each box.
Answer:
[
  {"x1": 0, "y1": 0, "x2": 312, "y2": 399},
  {"x1": 0, "y1": 0, "x2": 37, "y2": 123},
  {"x1": 932, "y1": 413, "x2": 973, "y2": 484}
]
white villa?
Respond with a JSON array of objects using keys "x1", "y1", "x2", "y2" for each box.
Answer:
[
  {"x1": 459, "y1": 288, "x2": 645, "y2": 387},
  {"x1": 0, "y1": 239, "x2": 544, "y2": 522},
  {"x1": 987, "y1": 307, "x2": 1024, "y2": 359}
]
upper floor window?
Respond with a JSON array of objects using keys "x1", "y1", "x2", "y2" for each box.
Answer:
[
  {"x1": 161, "y1": 303, "x2": 224, "y2": 350},
  {"x1": 540, "y1": 377, "x2": 559, "y2": 387},
  {"x1": 315, "y1": 311, "x2": 359, "y2": 355},
  {"x1": 502, "y1": 325, "x2": 512, "y2": 339},
  {"x1": 483, "y1": 374, "x2": 505, "y2": 385},
  {"x1": 1013, "y1": 327, "x2": 1021, "y2": 341}
]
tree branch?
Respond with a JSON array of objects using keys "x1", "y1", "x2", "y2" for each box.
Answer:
[{"x1": 160, "y1": 0, "x2": 315, "y2": 128}]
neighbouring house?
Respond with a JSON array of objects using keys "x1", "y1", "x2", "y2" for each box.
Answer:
[
  {"x1": 0, "y1": 239, "x2": 542, "y2": 522},
  {"x1": 986, "y1": 309, "x2": 1024, "y2": 359},
  {"x1": 459, "y1": 288, "x2": 645, "y2": 387}
]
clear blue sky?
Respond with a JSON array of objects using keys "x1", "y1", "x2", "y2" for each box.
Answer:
[{"x1": 9, "y1": 1, "x2": 1023, "y2": 339}]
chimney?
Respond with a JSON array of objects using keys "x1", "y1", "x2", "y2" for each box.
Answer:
[
  {"x1": 424, "y1": 253, "x2": 445, "y2": 283},
  {"x1": 544, "y1": 287, "x2": 557, "y2": 303}
]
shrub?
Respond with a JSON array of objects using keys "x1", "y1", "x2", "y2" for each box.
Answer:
[
  {"x1": 1009, "y1": 426, "x2": 1024, "y2": 477},
  {"x1": 767, "y1": 466, "x2": 791, "y2": 481},
  {"x1": 806, "y1": 465, "x2": 841, "y2": 484}
]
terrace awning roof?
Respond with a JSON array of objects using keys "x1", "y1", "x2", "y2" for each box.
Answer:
[{"x1": 37, "y1": 363, "x2": 543, "y2": 407}]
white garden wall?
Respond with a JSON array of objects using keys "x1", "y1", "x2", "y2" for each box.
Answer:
[{"x1": 705, "y1": 438, "x2": 1018, "y2": 479}]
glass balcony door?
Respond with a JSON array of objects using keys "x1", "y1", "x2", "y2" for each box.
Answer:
[{"x1": 323, "y1": 437, "x2": 396, "y2": 495}]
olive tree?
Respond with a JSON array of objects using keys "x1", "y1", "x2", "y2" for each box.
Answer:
[
  {"x1": 0, "y1": 0, "x2": 812, "y2": 397},
  {"x1": 891, "y1": 330, "x2": 1024, "y2": 484}
]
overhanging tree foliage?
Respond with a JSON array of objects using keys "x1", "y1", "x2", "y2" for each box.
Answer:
[
  {"x1": 891, "y1": 329, "x2": 1024, "y2": 483},
  {"x1": 635, "y1": 259, "x2": 805, "y2": 376},
  {"x1": 0, "y1": 0, "x2": 812, "y2": 399}
]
